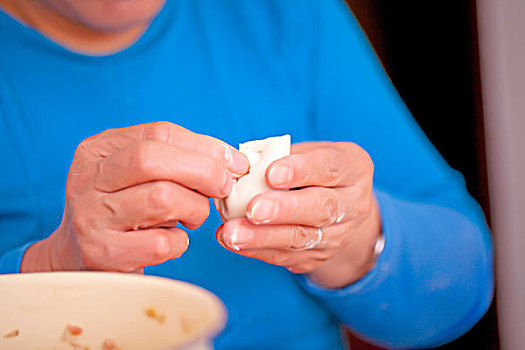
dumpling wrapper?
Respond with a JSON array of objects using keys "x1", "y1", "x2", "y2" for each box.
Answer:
[{"x1": 216, "y1": 134, "x2": 291, "y2": 221}]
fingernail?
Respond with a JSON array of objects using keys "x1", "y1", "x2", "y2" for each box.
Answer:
[
  {"x1": 221, "y1": 170, "x2": 233, "y2": 196},
  {"x1": 229, "y1": 226, "x2": 240, "y2": 250},
  {"x1": 217, "y1": 228, "x2": 232, "y2": 250},
  {"x1": 228, "y1": 148, "x2": 250, "y2": 176},
  {"x1": 268, "y1": 164, "x2": 292, "y2": 186},
  {"x1": 225, "y1": 226, "x2": 253, "y2": 250},
  {"x1": 249, "y1": 199, "x2": 277, "y2": 224}
]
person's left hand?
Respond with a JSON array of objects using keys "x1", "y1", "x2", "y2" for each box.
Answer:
[{"x1": 216, "y1": 142, "x2": 382, "y2": 289}]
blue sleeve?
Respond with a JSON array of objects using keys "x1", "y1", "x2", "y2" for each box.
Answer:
[
  {"x1": 0, "y1": 69, "x2": 42, "y2": 274},
  {"x1": 0, "y1": 240, "x2": 38, "y2": 274},
  {"x1": 296, "y1": 1, "x2": 494, "y2": 348}
]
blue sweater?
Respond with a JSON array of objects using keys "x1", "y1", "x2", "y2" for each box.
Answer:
[{"x1": 0, "y1": 0, "x2": 493, "y2": 348}]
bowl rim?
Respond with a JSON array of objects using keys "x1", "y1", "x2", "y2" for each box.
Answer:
[{"x1": 0, "y1": 271, "x2": 227, "y2": 350}]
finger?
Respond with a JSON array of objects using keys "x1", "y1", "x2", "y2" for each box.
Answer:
[
  {"x1": 82, "y1": 227, "x2": 189, "y2": 272},
  {"x1": 100, "y1": 180, "x2": 210, "y2": 230},
  {"x1": 141, "y1": 123, "x2": 249, "y2": 175},
  {"x1": 227, "y1": 247, "x2": 325, "y2": 271},
  {"x1": 76, "y1": 122, "x2": 249, "y2": 175},
  {"x1": 95, "y1": 140, "x2": 232, "y2": 197},
  {"x1": 266, "y1": 142, "x2": 373, "y2": 189},
  {"x1": 216, "y1": 225, "x2": 329, "y2": 268},
  {"x1": 289, "y1": 141, "x2": 334, "y2": 154},
  {"x1": 212, "y1": 198, "x2": 227, "y2": 223},
  {"x1": 218, "y1": 218, "x2": 343, "y2": 251},
  {"x1": 246, "y1": 187, "x2": 351, "y2": 226}
]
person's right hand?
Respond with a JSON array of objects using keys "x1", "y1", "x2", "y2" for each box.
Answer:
[{"x1": 21, "y1": 122, "x2": 249, "y2": 273}]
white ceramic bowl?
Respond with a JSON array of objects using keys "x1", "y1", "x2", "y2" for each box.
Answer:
[{"x1": 0, "y1": 272, "x2": 226, "y2": 350}]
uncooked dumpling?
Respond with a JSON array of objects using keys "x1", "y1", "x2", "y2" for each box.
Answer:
[{"x1": 216, "y1": 135, "x2": 291, "y2": 220}]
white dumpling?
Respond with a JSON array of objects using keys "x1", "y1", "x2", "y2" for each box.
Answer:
[{"x1": 216, "y1": 134, "x2": 291, "y2": 220}]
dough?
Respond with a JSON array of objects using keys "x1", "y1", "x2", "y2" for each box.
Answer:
[{"x1": 216, "y1": 134, "x2": 291, "y2": 220}]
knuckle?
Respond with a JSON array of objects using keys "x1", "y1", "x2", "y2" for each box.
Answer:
[
  {"x1": 272, "y1": 252, "x2": 292, "y2": 266},
  {"x1": 323, "y1": 148, "x2": 343, "y2": 186},
  {"x1": 289, "y1": 226, "x2": 309, "y2": 250},
  {"x1": 148, "y1": 182, "x2": 173, "y2": 211},
  {"x1": 132, "y1": 142, "x2": 157, "y2": 174},
  {"x1": 94, "y1": 158, "x2": 106, "y2": 184},
  {"x1": 143, "y1": 121, "x2": 173, "y2": 142},
  {"x1": 75, "y1": 135, "x2": 112, "y2": 159},
  {"x1": 75, "y1": 138, "x2": 96, "y2": 157},
  {"x1": 318, "y1": 193, "x2": 340, "y2": 226}
]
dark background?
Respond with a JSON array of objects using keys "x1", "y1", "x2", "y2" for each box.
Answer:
[{"x1": 343, "y1": 1, "x2": 499, "y2": 349}]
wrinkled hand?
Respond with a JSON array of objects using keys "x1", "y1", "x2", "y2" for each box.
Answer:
[
  {"x1": 22, "y1": 122, "x2": 248, "y2": 273},
  {"x1": 217, "y1": 142, "x2": 381, "y2": 288}
]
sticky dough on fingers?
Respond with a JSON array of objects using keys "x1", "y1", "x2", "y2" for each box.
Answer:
[{"x1": 215, "y1": 134, "x2": 291, "y2": 221}]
